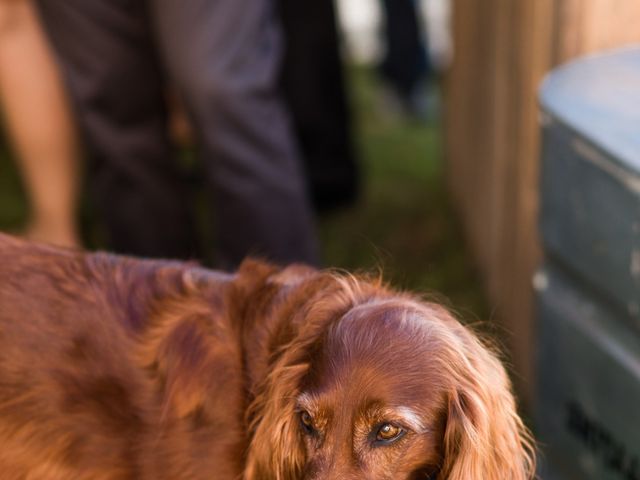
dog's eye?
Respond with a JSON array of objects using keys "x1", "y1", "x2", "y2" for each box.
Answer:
[
  {"x1": 374, "y1": 423, "x2": 405, "y2": 444},
  {"x1": 299, "y1": 411, "x2": 315, "y2": 434}
]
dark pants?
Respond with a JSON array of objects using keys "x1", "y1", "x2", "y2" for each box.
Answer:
[
  {"x1": 278, "y1": 0, "x2": 359, "y2": 212},
  {"x1": 380, "y1": 0, "x2": 429, "y2": 99},
  {"x1": 36, "y1": 0, "x2": 319, "y2": 268}
]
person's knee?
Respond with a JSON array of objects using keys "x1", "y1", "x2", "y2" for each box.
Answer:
[
  {"x1": 183, "y1": 74, "x2": 240, "y2": 116},
  {"x1": 180, "y1": 57, "x2": 280, "y2": 119}
]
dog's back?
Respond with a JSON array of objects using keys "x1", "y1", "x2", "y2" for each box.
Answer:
[
  {"x1": 0, "y1": 234, "x2": 246, "y2": 479},
  {"x1": 0, "y1": 234, "x2": 536, "y2": 479}
]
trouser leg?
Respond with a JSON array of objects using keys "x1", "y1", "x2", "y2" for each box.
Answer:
[
  {"x1": 148, "y1": 0, "x2": 319, "y2": 268},
  {"x1": 278, "y1": 0, "x2": 360, "y2": 212},
  {"x1": 380, "y1": 0, "x2": 429, "y2": 97},
  {"x1": 36, "y1": 0, "x2": 199, "y2": 259}
]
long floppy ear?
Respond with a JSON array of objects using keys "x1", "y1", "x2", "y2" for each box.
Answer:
[
  {"x1": 242, "y1": 270, "x2": 360, "y2": 480},
  {"x1": 440, "y1": 329, "x2": 536, "y2": 480},
  {"x1": 243, "y1": 361, "x2": 309, "y2": 480},
  {"x1": 238, "y1": 263, "x2": 318, "y2": 480},
  {"x1": 240, "y1": 266, "x2": 385, "y2": 480}
]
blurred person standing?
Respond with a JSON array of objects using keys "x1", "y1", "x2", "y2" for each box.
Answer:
[
  {"x1": 278, "y1": 0, "x2": 360, "y2": 213},
  {"x1": 379, "y1": 0, "x2": 431, "y2": 119},
  {"x1": 0, "y1": 0, "x2": 81, "y2": 248},
  {"x1": 35, "y1": 0, "x2": 319, "y2": 268}
]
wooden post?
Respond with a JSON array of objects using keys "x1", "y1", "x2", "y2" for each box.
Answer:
[{"x1": 445, "y1": 0, "x2": 640, "y2": 405}]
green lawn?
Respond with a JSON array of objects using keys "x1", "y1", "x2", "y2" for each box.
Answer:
[
  {"x1": 0, "y1": 67, "x2": 487, "y2": 318},
  {"x1": 319, "y1": 68, "x2": 487, "y2": 318},
  {"x1": 0, "y1": 136, "x2": 28, "y2": 231}
]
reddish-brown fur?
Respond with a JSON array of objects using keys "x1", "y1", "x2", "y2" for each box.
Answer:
[{"x1": 0, "y1": 233, "x2": 535, "y2": 479}]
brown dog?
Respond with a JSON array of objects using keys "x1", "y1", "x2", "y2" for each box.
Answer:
[{"x1": 0, "y1": 233, "x2": 535, "y2": 479}]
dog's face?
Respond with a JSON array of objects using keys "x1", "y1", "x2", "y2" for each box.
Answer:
[
  {"x1": 241, "y1": 271, "x2": 535, "y2": 480},
  {"x1": 296, "y1": 303, "x2": 446, "y2": 480}
]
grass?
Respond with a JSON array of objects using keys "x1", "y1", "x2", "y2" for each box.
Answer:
[
  {"x1": 0, "y1": 139, "x2": 28, "y2": 231},
  {"x1": 0, "y1": 66, "x2": 487, "y2": 319},
  {"x1": 319, "y1": 67, "x2": 487, "y2": 319}
]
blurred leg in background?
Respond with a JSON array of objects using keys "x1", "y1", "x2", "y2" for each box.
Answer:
[
  {"x1": 164, "y1": 0, "x2": 360, "y2": 216},
  {"x1": 379, "y1": 0, "x2": 431, "y2": 119},
  {"x1": 37, "y1": 0, "x2": 200, "y2": 260},
  {"x1": 37, "y1": 0, "x2": 318, "y2": 267},
  {"x1": 0, "y1": 0, "x2": 80, "y2": 247},
  {"x1": 150, "y1": 0, "x2": 319, "y2": 267},
  {"x1": 278, "y1": 0, "x2": 360, "y2": 213}
]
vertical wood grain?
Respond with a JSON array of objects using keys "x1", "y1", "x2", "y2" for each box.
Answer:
[{"x1": 445, "y1": 0, "x2": 640, "y2": 406}]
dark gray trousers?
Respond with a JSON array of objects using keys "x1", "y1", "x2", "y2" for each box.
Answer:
[{"x1": 36, "y1": 0, "x2": 319, "y2": 268}]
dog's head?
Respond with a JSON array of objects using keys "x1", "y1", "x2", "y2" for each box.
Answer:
[{"x1": 244, "y1": 272, "x2": 535, "y2": 480}]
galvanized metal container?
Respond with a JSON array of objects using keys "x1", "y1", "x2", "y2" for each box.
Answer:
[
  {"x1": 536, "y1": 265, "x2": 640, "y2": 479},
  {"x1": 539, "y1": 47, "x2": 640, "y2": 329},
  {"x1": 537, "y1": 47, "x2": 640, "y2": 479}
]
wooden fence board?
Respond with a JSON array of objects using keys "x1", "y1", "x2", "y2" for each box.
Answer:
[{"x1": 445, "y1": 0, "x2": 640, "y2": 405}]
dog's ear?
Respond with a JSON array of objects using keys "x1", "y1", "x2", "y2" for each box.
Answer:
[
  {"x1": 439, "y1": 331, "x2": 536, "y2": 480},
  {"x1": 243, "y1": 361, "x2": 308, "y2": 480},
  {"x1": 242, "y1": 271, "x2": 350, "y2": 480}
]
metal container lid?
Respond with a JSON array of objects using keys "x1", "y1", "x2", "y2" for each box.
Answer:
[{"x1": 540, "y1": 46, "x2": 640, "y2": 176}]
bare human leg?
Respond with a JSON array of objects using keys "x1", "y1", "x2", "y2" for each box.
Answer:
[{"x1": 0, "y1": 0, "x2": 80, "y2": 247}]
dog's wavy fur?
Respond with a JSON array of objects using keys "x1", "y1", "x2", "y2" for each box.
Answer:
[{"x1": 0, "y1": 233, "x2": 535, "y2": 479}]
